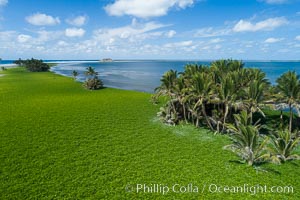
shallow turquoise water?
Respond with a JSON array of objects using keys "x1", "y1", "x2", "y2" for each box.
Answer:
[{"x1": 51, "y1": 60, "x2": 202, "y2": 92}]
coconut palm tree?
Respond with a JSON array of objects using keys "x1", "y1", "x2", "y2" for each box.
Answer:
[
  {"x1": 83, "y1": 77, "x2": 103, "y2": 90},
  {"x1": 244, "y1": 79, "x2": 268, "y2": 124},
  {"x1": 72, "y1": 70, "x2": 79, "y2": 80},
  {"x1": 155, "y1": 70, "x2": 177, "y2": 96},
  {"x1": 190, "y1": 72, "x2": 214, "y2": 129},
  {"x1": 218, "y1": 73, "x2": 237, "y2": 131},
  {"x1": 228, "y1": 59, "x2": 244, "y2": 72},
  {"x1": 155, "y1": 70, "x2": 177, "y2": 100},
  {"x1": 269, "y1": 130, "x2": 300, "y2": 163},
  {"x1": 83, "y1": 66, "x2": 103, "y2": 90},
  {"x1": 173, "y1": 76, "x2": 189, "y2": 123},
  {"x1": 211, "y1": 59, "x2": 243, "y2": 79},
  {"x1": 85, "y1": 66, "x2": 98, "y2": 76},
  {"x1": 224, "y1": 111, "x2": 269, "y2": 166},
  {"x1": 211, "y1": 59, "x2": 228, "y2": 72},
  {"x1": 181, "y1": 64, "x2": 208, "y2": 79},
  {"x1": 211, "y1": 59, "x2": 228, "y2": 84},
  {"x1": 276, "y1": 71, "x2": 300, "y2": 133},
  {"x1": 154, "y1": 70, "x2": 178, "y2": 123},
  {"x1": 230, "y1": 68, "x2": 249, "y2": 90},
  {"x1": 247, "y1": 68, "x2": 269, "y2": 84}
]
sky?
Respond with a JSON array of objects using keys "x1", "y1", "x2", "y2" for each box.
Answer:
[{"x1": 0, "y1": 0, "x2": 299, "y2": 60}]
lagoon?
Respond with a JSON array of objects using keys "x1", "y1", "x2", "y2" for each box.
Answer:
[
  {"x1": 2, "y1": 60, "x2": 300, "y2": 93},
  {"x1": 51, "y1": 60, "x2": 300, "y2": 93}
]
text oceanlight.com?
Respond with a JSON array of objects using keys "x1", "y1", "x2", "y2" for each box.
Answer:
[{"x1": 125, "y1": 183, "x2": 294, "y2": 195}]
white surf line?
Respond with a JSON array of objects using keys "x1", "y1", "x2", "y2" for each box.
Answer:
[
  {"x1": 0, "y1": 64, "x2": 17, "y2": 68},
  {"x1": 45, "y1": 61, "x2": 99, "y2": 64}
]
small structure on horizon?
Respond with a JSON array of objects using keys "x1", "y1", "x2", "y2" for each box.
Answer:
[{"x1": 101, "y1": 58, "x2": 113, "y2": 62}]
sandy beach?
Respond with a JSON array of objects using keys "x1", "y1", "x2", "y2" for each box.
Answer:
[{"x1": 0, "y1": 64, "x2": 17, "y2": 68}]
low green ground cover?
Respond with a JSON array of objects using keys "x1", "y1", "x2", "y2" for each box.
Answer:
[{"x1": 0, "y1": 68, "x2": 299, "y2": 199}]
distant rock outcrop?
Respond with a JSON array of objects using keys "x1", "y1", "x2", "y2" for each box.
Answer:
[{"x1": 101, "y1": 58, "x2": 113, "y2": 62}]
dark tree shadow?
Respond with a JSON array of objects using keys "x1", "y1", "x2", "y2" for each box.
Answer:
[{"x1": 229, "y1": 160, "x2": 245, "y2": 165}]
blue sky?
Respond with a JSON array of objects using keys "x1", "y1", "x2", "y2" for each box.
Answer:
[{"x1": 0, "y1": 0, "x2": 299, "y2": 60}]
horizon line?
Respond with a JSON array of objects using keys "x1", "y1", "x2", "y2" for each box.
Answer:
[{"x1": 1, "y1": 59, "x2": 300, "y2": 62}]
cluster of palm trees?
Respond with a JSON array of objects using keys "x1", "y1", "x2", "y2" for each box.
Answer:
[
  {"x1": 13, "y1": 58, "x2": 50, "y2": 72},
  {"x1": 153, "y1": 59, "x2": 300, "y2": 165},
  {"x1": 154, "y1": 59, "x2": 270, "y2": 131},
  {"x1": 72, "y1": 66, "x2": 103, "y2": 90}
]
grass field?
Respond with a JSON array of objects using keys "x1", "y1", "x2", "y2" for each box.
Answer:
[{"x1": 0, "y1": 68, "x2": 299, "y2": 199}]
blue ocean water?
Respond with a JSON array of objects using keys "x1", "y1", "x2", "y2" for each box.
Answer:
[
  {"x1": 51, "y1": 60, "x2": 211, "y2": 92},
  {"x1": 0, "y1": 60, "x2": 15, "y2": 65},
  {"x1": 2, "y1": 60, "x2": 300, "y2": 93}
]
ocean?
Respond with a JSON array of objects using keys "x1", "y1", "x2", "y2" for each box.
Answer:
[{"x1": 2, "y1": 60, "x2": 300, "y2": 93}]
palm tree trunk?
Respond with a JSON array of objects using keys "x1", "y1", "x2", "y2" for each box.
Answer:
[
  {"x1": 168, "y1": 92, "x2": 177, "y2": 116},
  {"x1": 222, "y1": 102, "x2": 229, "y2": 132},
  {"x1": 279, "y1": 110, "x2": 283, "y2": 130},
  {"x1": 250, "y1": 111, "x2": 253, "y2": 125},
  {"x1": 289, "y1": 105, "x2": 293, "y2": 133},
  {"x1": 247, "y1": 149, "x2": 254, "y2": 166},
  {"x1": 182, "y1": 103, "x2": 187, "y2": 123},
  {"x1": 202, "y1": 104, "x2": 214, "y2": 130}
]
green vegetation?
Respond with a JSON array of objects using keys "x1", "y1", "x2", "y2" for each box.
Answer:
[
  {"x1": 72, "y1": 70, "x2": 79, "y2": 80},
  {"x1": 275, "y1": 71, "x2": 300, "y2": 133},
  {"x1": 269, "y1": 130, "x2": 300, "y2": 163},
  {"x1": 13, "y1": 58, "x2": 50, "y2": 72},
  {"x1": 83, "y1": 66, "x2": 103, "y2": 90},
  {"x1": 224, "y1": 111, "x2": 270, "y2": 166},
  {"x1": 154, "y1": 59, "x2": 300, "y2": 166},
  {"x1": 153, "y1": 60, "x2": 271, "y2": 130},
  {"x1": 0, "y1": 68, "x2": 300, "y2": 199}
]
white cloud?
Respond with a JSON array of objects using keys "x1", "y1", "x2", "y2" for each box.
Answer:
[
  {"x1": 57, "y1": 41, "x2": 68, "y2": 46},
  {"x1": 65, "y1": 28, "x2": 85, "y2": 37},
  {"x1": 296, "y1": 35, "x2": 300, "y2": 41},
  {"x1": 0, "y1": 0, "x2": 7, "y2": 6},
  {"x1": 209, "y1": 38, "x2": 223, "y2": 43},
  {"x1": 17, "y1": 34, "x2": 32, "y2": 43},
  {"x1": 164, "y1": 40, "x2": 193, "y2": 48},
  {"x1": 104, "y1": 0, "x2": 195, "y2": 18},
  {"x1": 26, "y1": 13, "x2": 60, "y2": 26},
  {"x1": 36, "y1": 46, "x2": 45, "y2": 51},
  {"x1": 93, "y1": 19, "x2": 168, "y2": 43},
  {"x1": 66, "y1": 16, "x2": 87, "y2": 26},
  {"x1": 166, "y1": 30, "x2": 176, "y2": 38},
  {"x1": 260, "y1": 0, "x2": 289, "y2": 4},
  {"x1": 35, "y1": 30, "x2": 63, "y2": 43},
  {"x1": 294, "y1": 44, "x2": 300, "y2": 48},
  {"x1": 264, "y1": 37, "x2": 284, "y2": 43},
  {"x1": 0, "y1": 31, "x2": 18, "y2": 52},
  {"x1": 0, "y1": 31, "x2": 16, "y2": 42},
  {"x1": 233, "y1": 17, "x2": 288, "y2": 32},
  {"x1": 201, "y1": 46, "x2": 211, "y2": 50},
  {"x1": 278, "y1": 48, "x2": 289, "y2": 53},
  {"x1": 194, "y1": 27, "x2": 231, "y2": 37},
  {"x1": 214, "y1": 44, "x2": 222, "y2": 49},
  {"x1": 200, "y1": 44, "x2": 222, "y2": 51},
  {"x1": 83, "y1": 20, "x2": 175, "y2": 58},
  {"x1": 0, "y1": 30, "x2": 66, "y2": 57}
]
